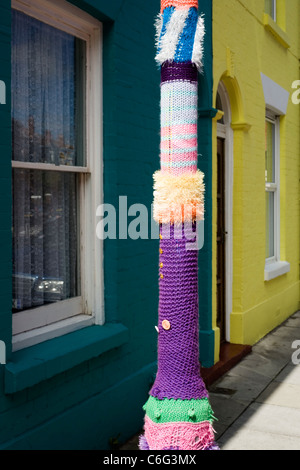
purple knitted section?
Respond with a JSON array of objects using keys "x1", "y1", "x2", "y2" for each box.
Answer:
[
  {"x1": 139, "y1": 434, "x2": 150, "y2": 450},
  {"x1": 207, "y1": 444, "x2": 220, "y2": 450},
  {"x1": 161, "y1": 61, "x2": 198, "y2": 83},
  {"x1": 150, "y1": 223, "x2": 209, "y2": 400}
]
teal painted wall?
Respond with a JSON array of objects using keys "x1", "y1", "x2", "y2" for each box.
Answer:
[
  {"x1": 0, "y1": 0, "x2": 213, "y2": 449},
  {"x1": 197, "y1": 1, "x2": 214, "y2": 368}
]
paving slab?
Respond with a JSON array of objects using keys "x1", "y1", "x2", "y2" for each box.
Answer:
[
  {"x1": 219, "y1": 427, "x2": 300, "y2": 451},
  {"x1": 231, "y1": 351, "x2": 285, "y2": 380},
  {"x1": 209, "y1": 393, "x2": 248, "y2": 428},
  {"x1": 256, "y1": 382, "x2": 300, "y2": 409},
  {"x1": 210, "y1": 374, "x2": 270, "y2": 404},
  {"x1": 253, "y1": 331, "x2": 297, "y2": 363},
  {"x1": 219, "y1": 402, "x2": 300, "y2": 438},
  {"x1": 274, "y1": 364, "x2": 300, "y2": 385},
  {"x1": 284, "y1": 314, "x2": 300, "y2": 329},
  {"x1": 224, "y1": 361, "x2": 274, "y2": 382}
]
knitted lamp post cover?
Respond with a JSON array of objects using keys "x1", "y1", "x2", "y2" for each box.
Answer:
[{"x1": 139, "y1": 0, "x2": 219, "y2": 451}]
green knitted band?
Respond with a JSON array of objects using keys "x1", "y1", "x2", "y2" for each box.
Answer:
[{"x1": 143, "y1": 396, "x2": 217, "y2": 424}]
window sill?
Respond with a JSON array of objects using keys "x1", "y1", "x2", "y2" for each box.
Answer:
[
  {"x1": 4, "y1": 323, "x2": 129, "y2": 394},
  {"x1": 263, "y1": 13, "x2": 290, "y2": 49},
  {"x1": 264, "y1": 260, "x2": 290, "y2": 281}
]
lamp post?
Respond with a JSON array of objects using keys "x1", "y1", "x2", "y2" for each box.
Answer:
[{"x1": 139, "y1": 0, "x2": 219, "y2": 451}]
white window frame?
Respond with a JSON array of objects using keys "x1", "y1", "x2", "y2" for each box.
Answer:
[
  {"x1": 261, "y1": 74, "x2": 290, "y2": 281},
  {"x1": 265, "y1": 111, "x2": 280, "y2": 265},
  {"x1": 266, "y1": 0, "x2": 277, "y2": 21},
  {"x1": 11, "y1": 0, "x2": 103, "y2": 350}
]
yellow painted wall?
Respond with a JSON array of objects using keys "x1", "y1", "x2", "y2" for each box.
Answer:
[{"x1": 212, "y1": 0, "x2": 300, "y2": 362}]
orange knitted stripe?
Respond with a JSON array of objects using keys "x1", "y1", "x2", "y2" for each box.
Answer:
[{"x1": 161, "y1": 0, "x2": 198, "y2": 12}]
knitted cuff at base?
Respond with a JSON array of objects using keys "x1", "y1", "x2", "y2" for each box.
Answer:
[{"x1": 143, "y1": 416, "x2": 215, "y2": 451}]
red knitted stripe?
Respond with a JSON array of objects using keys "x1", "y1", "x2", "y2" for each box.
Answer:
[{"x1": 161, "y1": 0, "x2": 198, "y2": 12}]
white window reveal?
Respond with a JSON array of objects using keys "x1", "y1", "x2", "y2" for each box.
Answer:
[
  {"x1": 11, "y1": 0, "x2": 103, "y2": 350},
  {"x1": 265, "y1": 113, "x2": 279, "y2": 262},
  {"x1": 261, "y1": 74, "x2": 290, "y2": 281},
  {"x1": 265, "y1": 0, "x2": 277, "y2": 21}
]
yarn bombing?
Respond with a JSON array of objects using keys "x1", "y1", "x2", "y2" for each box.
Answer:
[
  {"x1": 160, "y1": 0, "x2": 199, "y2": 12},
  {"x1": 139, "y1": 0, "x2": 219, "y2": 451},
  {"x1": 155, "y1": 7, "x2": 204, "y2": 69},
  {"x1": 153, "y1": 171, "x2": 204, "y2": 224}
]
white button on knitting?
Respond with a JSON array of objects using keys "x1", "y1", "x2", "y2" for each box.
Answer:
[{"x1": 162, "y1": 320, "x2": 171, "y2": 330}]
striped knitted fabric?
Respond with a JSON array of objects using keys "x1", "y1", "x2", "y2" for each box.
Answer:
[
  {"x1": 155, "y1": 6, "x2": 204, "y2": 69},
  {"x1": 140, "y1": 0, "x2": 219, "y2": 451},
  {"x1": 160, "y1": 80, "x2": 198, "y2": 174},
  {"x1": 160, "y1": 0, "x2": 199, "y2": 12}
]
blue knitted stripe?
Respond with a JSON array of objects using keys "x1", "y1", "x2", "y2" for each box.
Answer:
[
  {"x1": 161, "y1": 161, "x2": 198, "y2": 168},
  {"x1": 174, "y1": 7, "x2": 198, "y2": 63},
  {"x1": 161, "y1": 147, "x2": 198, "y2": 154},
  {"x1": 157, "y1": 6, "x2": 175, "y2": 54}
]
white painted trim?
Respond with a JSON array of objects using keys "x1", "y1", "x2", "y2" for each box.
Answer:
[
  {"x1": 12, "y1": 314, "x2": 94, "y2": 352},
  {"x1": 273, "y1": 0, "x2": 277, "y2": 22},
  {"x1": 12, "y1": 161, "x2": 90, "y2": 173},
  {"x1": 265, "y1": 114, "x2": 280, "y2": 263},
  {"x1": 82, "y1": 23, "x2": 104, "y2": 325},
  {"x1": 12, "y1": 0, "x2": 100, "y2": 39},
  {"x1": 264, "y1": 260, "x2": 290, "y2": 281},
  {"x1": 261, "y1": 73, "x2": 290, "y2": 116},
  {"x1": 12, "y1": 297, "x2": 83, "y2": 335},
  {"x1": 217, "y1": 82, "x2": 233, "y2": 343}
]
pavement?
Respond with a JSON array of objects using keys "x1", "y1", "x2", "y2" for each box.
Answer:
[{"x1": 121, "y1": 310, "x2": 300, "y2": 451}]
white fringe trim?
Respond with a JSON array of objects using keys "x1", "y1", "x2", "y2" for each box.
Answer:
[
  {"x1": 155, "y1": 9, "x2": 190, "y2": 65},
  {"x1": 192, "y1": 14, "x2": 205, "y2": 70},
  {"x1": 153, "y1": 170, "x2": 205, "y2": 224}
]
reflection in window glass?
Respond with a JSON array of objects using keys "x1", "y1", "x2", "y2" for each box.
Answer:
[
  {"x1": 265, "y1": 191, "x2": 275, "y2": 259},
  {"x1": 12, "y1": 170, "x2": 80, "y2": 312},
  {"x1": 265, "y1": 120, "x2": 275, "y2": 183},
  {"x1": 265, "y1": 0, "x2": 276, "y2": 20}
]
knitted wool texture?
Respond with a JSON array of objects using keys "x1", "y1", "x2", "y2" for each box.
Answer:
[
  {"x1": 160, "y1": 80, "x2": 198, "y2": 175},
  {"x1": 150, "y1": 224, "x2": 208, "y2": 400},
  {"x1": 161, "y1": 61, "x2": 198, "y2": 83},
  {"x1": 143, "y1": 396, "x2": 216, "y2": 424},
  {"x1": 144, "y1": 416, "x2": 215, "y2": 451},
  {"x1": 140, "y1": 0, "x2": 219, "y2": 451},
  {"x1": 153, "y1": 170, "x2": 204, "y2": 224},
  {"x1": 155, "y1": 7, "x2": 204, "y2": 68},
  {"x1": 160, "y1": 0, "x2": 198, "y2": 12}
]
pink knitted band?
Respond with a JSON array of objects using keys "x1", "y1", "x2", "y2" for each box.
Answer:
[
  {"x1": 161, "y1": 0, "x2": 198, "y2": 12},
  {"x1": 144, "y1": 416, "x2": 215, "y2": 450},
  {"x1": 161, "y1": 124, "x2": 197, "y2": 138},
  {"x1": 161, "y1": 137, "x2": 197, "y2": 152}
]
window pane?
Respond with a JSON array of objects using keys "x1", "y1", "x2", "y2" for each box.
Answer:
[
  {"x1": 265, "y1": 120, "x2": 275, "y2": 183},
  {"x1": 265, "y1": 0, "x2": 276, "y2": 19},
  {"x1": 12, "y1": 169, "x2": 80, "y2": 312},
  {"x1": 265, "y1": 191, "x2": 275, "y2": 259},
  {"x1": 11, "y1": 9, "x2": 86, "y2": 167}
]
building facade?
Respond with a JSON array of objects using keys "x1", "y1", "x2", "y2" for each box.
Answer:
[
  {"x1": 0, "y1": 0, "x2": 299, "y2": 450},
  {"x1": 212, "y1": 0, "x2": 300, "y2": 363},
  {"x1": 0, "y1": 0, "x2": 163, "y2": 450}
]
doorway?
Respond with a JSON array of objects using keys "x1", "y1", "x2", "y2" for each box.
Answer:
[
  {"x1": 216, "y1": 82, "x2": 233, "y2": 345},
  {"x1": 217, "y1": 137, "x2": 226, "y2": 343}
]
